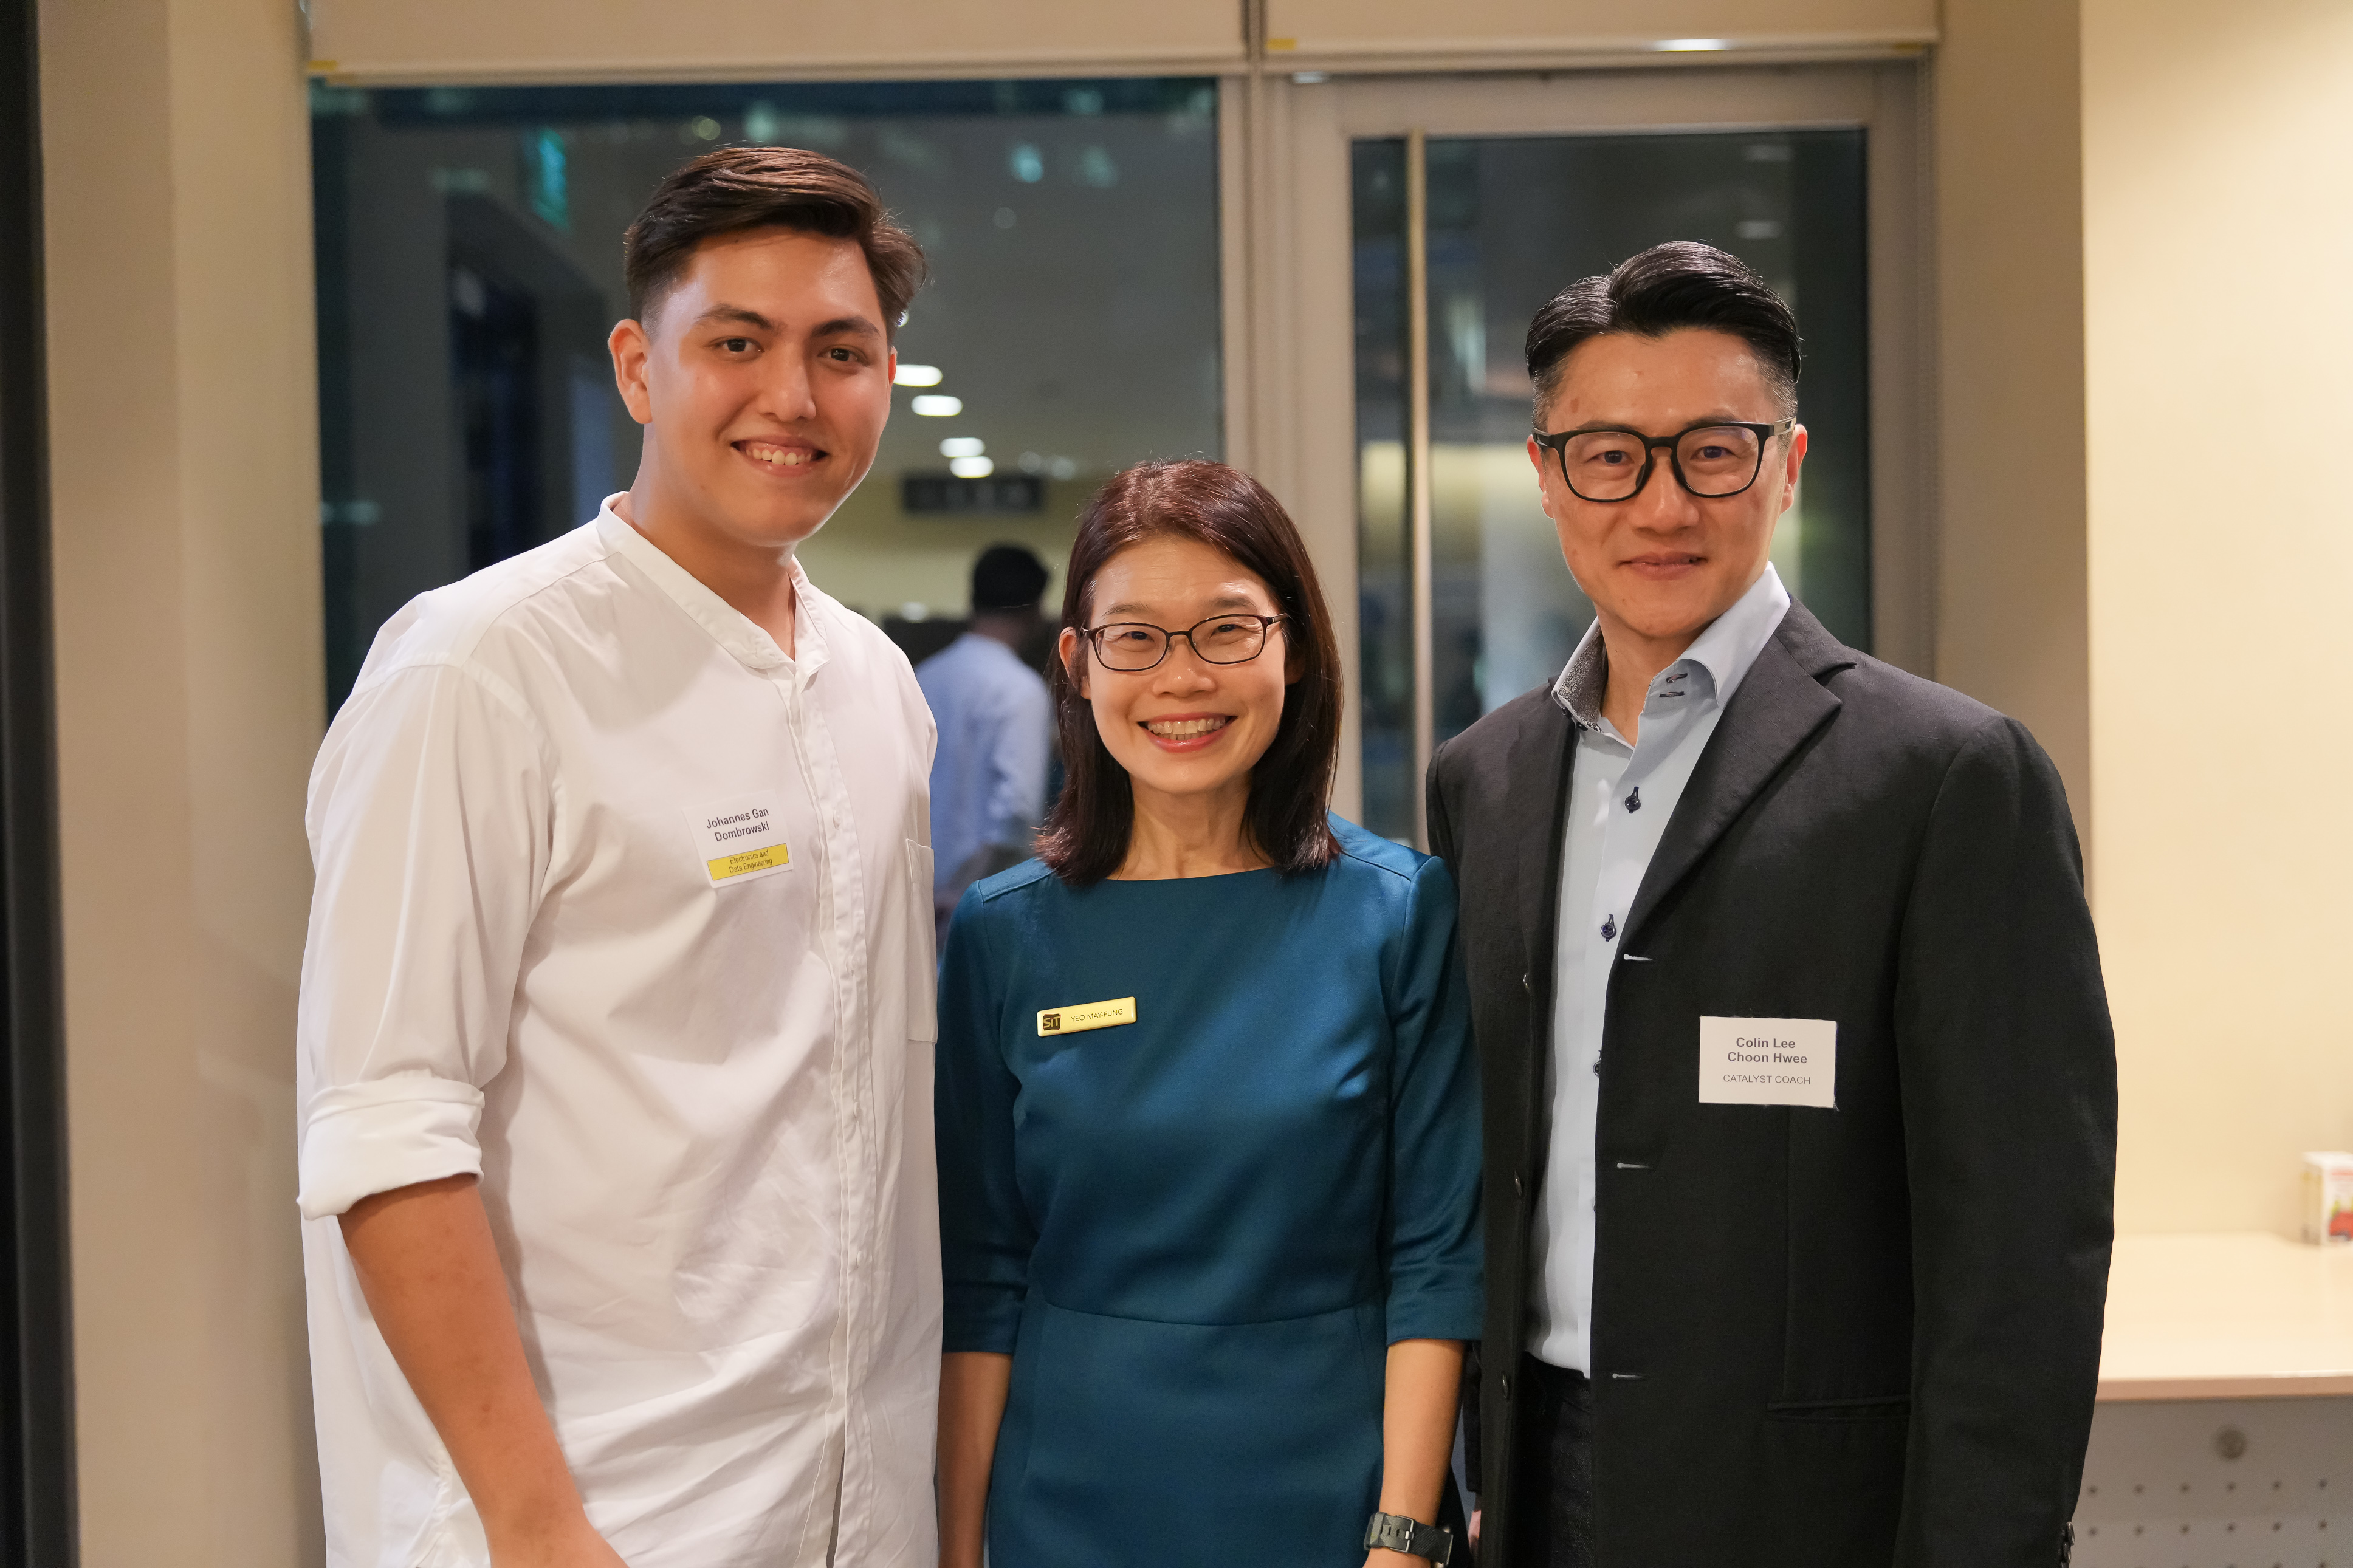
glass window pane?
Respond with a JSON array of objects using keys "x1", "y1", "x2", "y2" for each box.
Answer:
[
  {"x1": 312, "y1": 78, "x2": 1222, "y2": 711},
  {"x1": 1352, "y1": 128, "x2": 1870, "y2": 842}
]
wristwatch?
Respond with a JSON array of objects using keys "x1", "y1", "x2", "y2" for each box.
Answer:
[{"x1": 1363, "y1": 1511, "x2": 1454, "y2": 1564}]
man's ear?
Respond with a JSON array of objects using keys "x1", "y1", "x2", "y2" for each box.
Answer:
[
  {"x1": 1778, "y1": 423, "x2": 1810, "y2": 512},
  {"x1": 610, "y1": 318, "x2": 654, "y2": 426},
  {"x1": 1057, "y1": 626, "x2": 1088, "y2": 699}
]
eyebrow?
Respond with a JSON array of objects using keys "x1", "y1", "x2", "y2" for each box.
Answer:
[
  {"x1": 690, "y1": 306, "x2": 883, "y2": 341},
  {"x1": 1099, "y1": 593, "x2": 1262, "y2": 618},
  {"x1": 1548, "y1": 413, "x2": 1759, "y2": 436}
]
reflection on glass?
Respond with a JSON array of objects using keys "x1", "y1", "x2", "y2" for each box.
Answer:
[
  {"x1": 312, "y1": 78, "x2": 1221, "y2": 711},
  {"x1": 1352, "y1": 129, "x2": 1870, "y2": 842}
]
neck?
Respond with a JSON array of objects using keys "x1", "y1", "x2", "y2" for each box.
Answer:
[
  {"x1": 617, "y1": 476, "x2": 801, "y2": 657},
  {"x1": 1115, "y1": 778, "x2": 1265, "y2": 880},
  {"x1": 967, "y1": 612, "x2": 1034, "y2": 650}
]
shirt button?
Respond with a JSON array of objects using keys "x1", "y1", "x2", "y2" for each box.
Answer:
[
  {"x1": 1624, "y1": 787, "x2": 1641, "y2": 812},
  {"x1": 1601, "y1": 916, "x2": 1617, "y2": 940}
]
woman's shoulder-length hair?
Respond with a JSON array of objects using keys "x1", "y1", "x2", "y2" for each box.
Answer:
[{"x1": 1037, "y1": 459, "x2": 1344, "y2": 887}]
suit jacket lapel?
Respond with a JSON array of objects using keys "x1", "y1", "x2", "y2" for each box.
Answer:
[{"x1": 1623, "y1": 604, "x2": 1853, "y2": 944}]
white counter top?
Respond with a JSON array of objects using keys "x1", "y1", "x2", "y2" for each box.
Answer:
[{"x1": 2097, "y1": 1231, "x2": 2353, "y2": 1400}]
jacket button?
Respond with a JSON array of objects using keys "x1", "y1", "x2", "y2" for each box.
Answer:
[
  {"x1": 1520, "y1": 972, "x2": 1531, "y2": 995},
  {"x1": 1513, "y1": 1173, "x2": 1524, "y2": 1197},
  {"x1": 1500, "y1": 1374, "x2": 1511, "y2": 1402}
]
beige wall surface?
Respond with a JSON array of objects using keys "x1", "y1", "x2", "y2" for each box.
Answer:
[
  {"x1": 307, "y1": 0, "x2": 1245, "y2": 84},
  {"x1": 41, "y1": 0, "x2": 325, "y2": 1559},
  {"x1": 1931, "y1": 0, "x2": 2092, "y2": 840},
  {"x1": 1265, "y1": 0, "x2": 1934, "y2": 63},
  {"x1": 2083, "y1": 0, "x2": 2353, "y2": 1234}
]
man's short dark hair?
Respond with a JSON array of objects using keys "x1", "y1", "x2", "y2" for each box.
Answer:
[
  {"x1": 1524, "y1": 241, "x2": 1801, "y2": 420},
  {"x1": 971, "y1": 543, "x2": 1049, "y2": 614},
  {"x1": 623, "y1": 146, "x2": 929, "y2": 334}
]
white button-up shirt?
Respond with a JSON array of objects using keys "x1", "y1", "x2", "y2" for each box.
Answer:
[
  {"x1": 296, "y1": 501, "x2": 942, "y2": 1568},
  {"x1": 1527, "y1": 564, "x2": 1791, "y2": 1371}
]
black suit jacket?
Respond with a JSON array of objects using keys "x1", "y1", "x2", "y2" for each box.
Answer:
[{"x1": 1428, "y1": 604, "x2": 2115, "y2": 1568}]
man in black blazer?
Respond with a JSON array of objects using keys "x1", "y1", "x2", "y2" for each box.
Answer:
[{"x1": 1428, "y1": 242, "x2": 2115, "y2": 1567}]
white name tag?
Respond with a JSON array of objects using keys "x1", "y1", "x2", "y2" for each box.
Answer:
[
  {"x1": 685, "y1": 790, "x2": 791, "y2": 888},
  {"x1": 1698, "y1": 1016, "x2": 1837, "y2": 1108}
]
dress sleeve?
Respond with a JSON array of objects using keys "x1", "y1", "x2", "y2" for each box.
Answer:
[
  {"x1": 1383, "y1": 854, "x2": 1485, "y2": 1344},
  {"x1": 295, "y1": 661, "x2": 554, "y2": 1221},
  {"x1": 935, "y1": 889, "x2": 1035, "y2": 1353}
]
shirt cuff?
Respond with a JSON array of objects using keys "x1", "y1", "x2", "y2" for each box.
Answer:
[{"x1": 297, "y1": 1072, "x2": 486, "y2": 1220}]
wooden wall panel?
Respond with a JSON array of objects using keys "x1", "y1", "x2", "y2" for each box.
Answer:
[
  {"x1": 307, "y1": 0, "x2": 1245, "y2": 84},
  {"x1": 1264, "y1": 0, "x2": 1934, "y2": 68}
]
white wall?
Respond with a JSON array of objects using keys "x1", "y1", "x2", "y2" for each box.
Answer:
[
  {"x1": 40, "y1": 0, "x2": 325, "y2": 1559},
  {"x1": 2081, "y1": 0, "x2": 2353, "y2": 1234}
]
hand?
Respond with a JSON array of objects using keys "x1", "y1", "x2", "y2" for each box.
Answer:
[
  {"x1": 1363, "y1": 1552, "x2": 1431, "y2": 1568},
  {"x1": 489, "y1": 1512, "x2": 630, "y2": 1568},
  {"x1": 1469, "y1": 1508, "x2": 1481, "y2": 1553}
]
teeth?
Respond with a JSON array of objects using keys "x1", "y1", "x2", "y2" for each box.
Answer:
[
  {"x1": 746, "y1": 444, "x2": 811, "y2": 467},
  {"x1": 1146, "y1": 717, "x2": 1229, "y2": 738}
]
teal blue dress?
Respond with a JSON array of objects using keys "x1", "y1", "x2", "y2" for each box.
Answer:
[{"x1": 936, "y1": 817, "x2": 1483, "y2": 1568}]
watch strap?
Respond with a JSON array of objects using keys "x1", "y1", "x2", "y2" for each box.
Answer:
[{"x1": 1363, "y1": 1511, "x2": 1454, "y2": 1564}]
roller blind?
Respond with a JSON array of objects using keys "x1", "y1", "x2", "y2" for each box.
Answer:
[
  {"x1": 1263, "y1": 0, "x2": 1935, "y2": 66},
  {"x1": 307, "y1": 0, "x2": 1245, "y2": 84}
]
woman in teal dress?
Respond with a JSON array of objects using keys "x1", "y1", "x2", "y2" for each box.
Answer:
[{"x1": 935, "y1": 460, "x2": 1482, "y2": 1568}]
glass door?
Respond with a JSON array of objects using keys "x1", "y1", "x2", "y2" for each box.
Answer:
[{"x1": 1269, "y1": 66, "x2": 1924, "y2": 843}]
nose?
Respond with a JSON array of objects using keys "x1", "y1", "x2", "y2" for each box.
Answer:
[
  {"x1": 1630, "y1": 445, "x2": 1705, "y2": 530},
  {"x1": 758, "y1": 344, "x2": 819, "y2": 423},
  {"x1": 1150, "y1": 636, "x2": 1218, "y2": 691}
]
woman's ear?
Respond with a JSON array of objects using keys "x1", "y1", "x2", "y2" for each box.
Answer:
[
  {"x1": 1058, "y1": 626, "x2": 1088, "y2": 699},
  {"x1": 1284, "y1": 624, "x2": 1305, "y2": 686}
]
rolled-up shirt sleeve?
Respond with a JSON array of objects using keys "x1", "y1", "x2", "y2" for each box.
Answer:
[{"x1": 296, "y1": 659, "x2": 553, "y2": 1221}]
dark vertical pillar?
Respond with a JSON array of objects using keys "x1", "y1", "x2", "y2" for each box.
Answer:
[{"x1": 0, "y1": 0, "x2": 77, "y2": 1561}]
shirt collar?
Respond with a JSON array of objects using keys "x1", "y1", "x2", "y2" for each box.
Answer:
[
  {"x1": 1550, "y1": 563, "x2": 1793, "y2": 728},
  {"x1": 594, "y1": 497, "x2": 828, "y2": 677}
]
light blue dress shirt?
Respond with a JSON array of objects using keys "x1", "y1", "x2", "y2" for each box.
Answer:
[
  {"x1": 1528, "y1": 564, "x2": 1792, "y2": 1371},
  {"x1": 915, "y1": 631, "x2": 1052, "y2": 899}
]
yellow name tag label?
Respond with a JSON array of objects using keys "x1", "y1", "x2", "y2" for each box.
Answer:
[
  {"x1": 1037, "y1": 996, "x2": 1137, "y2": 1036},
  {"x1": 707, "y1": 843, "x2": 788, "y2": 881}
]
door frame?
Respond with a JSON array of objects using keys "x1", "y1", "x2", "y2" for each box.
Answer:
[{"x1": 1223, "y1": 64, "x2": 1929, "y2": 824}]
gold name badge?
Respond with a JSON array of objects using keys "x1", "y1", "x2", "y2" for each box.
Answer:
[
  {"x1": 707, "y1": 843, "x2": 788, "y2": 881},
  {"x1": 1037, "y1": 996, "x2": 1138, "y2": 1037}
]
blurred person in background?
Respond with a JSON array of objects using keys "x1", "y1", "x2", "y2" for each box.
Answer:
[
  {"x1": 918, "y1": 543, "x2": 1054, "y2": 942},
  {"x1": 296, "y1": 148, "x2": 941, "y2": 1568},
  {"x1": 933, "y1": 461, "x2": 1482, "y2": 1568}
]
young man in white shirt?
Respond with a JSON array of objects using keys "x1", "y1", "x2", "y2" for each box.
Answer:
[{"x1": 297, "y1": 148, "x2": 941, "y2": 1568}]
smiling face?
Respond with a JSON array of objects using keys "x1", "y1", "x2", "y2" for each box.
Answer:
[
  {"x1": 1530, "y1": 327, "x2": 1807, "y2": 660},
  {"x1": 1059, "y1": 534, "x2": 1298, "y2": 817},
  {"x1": 610, "y1": 226, "x2": 895, "y2": 553}
]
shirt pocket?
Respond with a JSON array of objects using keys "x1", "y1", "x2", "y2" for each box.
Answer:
[{"x1": 906, "y1": 837, "x2": 938, "y2": 1042}]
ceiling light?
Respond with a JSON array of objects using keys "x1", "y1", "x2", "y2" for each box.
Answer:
[
  {"x1": 1652, "y1": 37, "x2": 1731, "y2": 50},
  {"x1": 895, "y1": 363, "x2": 943, "y2": 386},
  {"x1": 910, "y1": 395, "x2": 962, "y2": 417},
  {"x1": 949, "y1": 456, "x2": 995, "y2": 479},
  {"x1": 939, "y1": 437, "x2": 985, "y2": 458}
]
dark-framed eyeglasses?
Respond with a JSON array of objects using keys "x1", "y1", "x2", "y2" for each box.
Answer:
[
  {"x1": 1082, "y1": 613, "x2": 1289, "y2": 673},
  {"x1": 1533, "y1": 418, "x2": 1795, "y2": 503}
]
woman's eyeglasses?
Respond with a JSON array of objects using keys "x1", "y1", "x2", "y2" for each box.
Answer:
[{"x1": 1082, "y1": 614, "x2": 1288, "y2": 673}]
